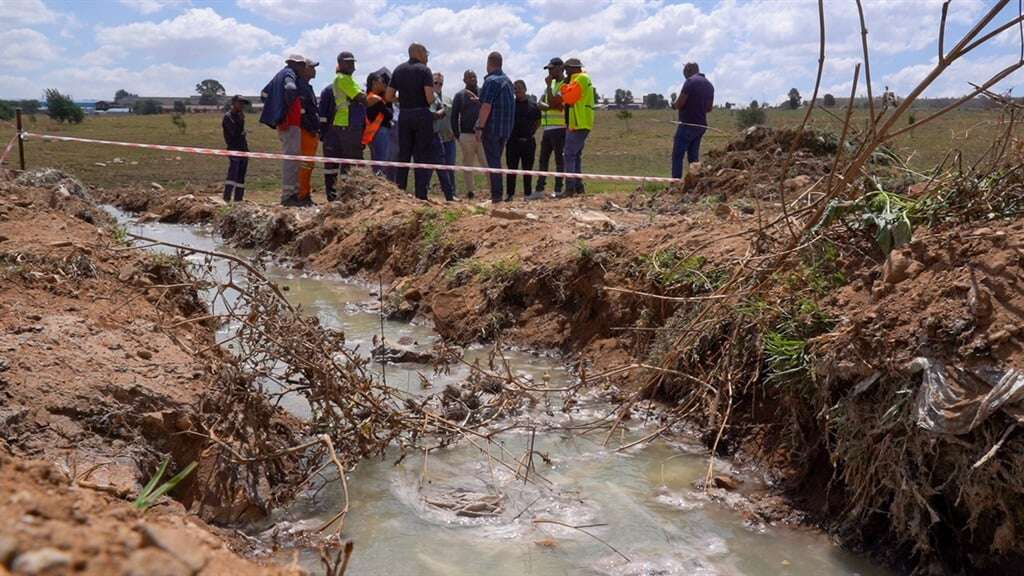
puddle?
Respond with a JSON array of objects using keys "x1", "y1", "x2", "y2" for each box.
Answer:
[{"x1": 109, "y1": 209, "x2": 889, "y2": 576}]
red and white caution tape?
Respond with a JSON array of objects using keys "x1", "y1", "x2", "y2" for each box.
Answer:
[
  {"x1": 0, "y1": 134, "x2": 17, "y2": 166},
  {"x1": 22, "y1": 131, "x2": 680, "y2": 184}
]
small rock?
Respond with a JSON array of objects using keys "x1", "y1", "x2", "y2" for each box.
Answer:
[
  {"x1": 783, "y1": 175, "x2": 812, "y2": 191},
  {"x1": 94, "y1": 162, "x2": 107, "y2": 167},
  {"x1": 525, "y1": 213, "x2": 539, "y2": 221},
  {"x1": 123, "y1": 548, "x2": 192, "y2": 576},
  {"x1": 490, "y1": 208, "x2": 526, "y2": 221},
  {"x1": 0, "y1": 535, "x2": 18, "y2": 565},
  {"x1": 883, "y1": 251, "x2": 913, "y2": 285},
  {"x1": 372, "y1": 343, "x2": 434, "y2": 364},
  {"x1": 150, "y1": 182, "x2": 164, "y2": 192},
  {"x1": 712, "y1": 474, "x2": 741, "y2": 491},
  {"x1": 137, "y1": 349, "x2": 153, "y2": 360},
  {"x1": 403, "y1": 288, "x2": 422, "y2": 302},
  {"x1": 11, "y1": 548, "x2": 71, "y2": 575},
  {"x1": 112, "y1": 157, "x2": 124, "y2": 164},
  {"x1": 139, "y1": 524, "x2": 208, "y2": 573}
]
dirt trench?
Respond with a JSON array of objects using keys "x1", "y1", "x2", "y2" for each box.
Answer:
[
  {"x1": 93, "y1": 128, "x2": 1024, "y2": 575},
  {"x1": 0, "y1": 174, "x2": 304, "y2": 575}
]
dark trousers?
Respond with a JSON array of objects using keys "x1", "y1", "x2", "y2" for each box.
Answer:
[
  {"x1": 433, "y1": 137, "x2": 456, "y2": 200},
  {"x1": 671, "y1": 125, "x2": 705, "y2": 179},
  {"x1": 323, "y1": 125, "x2": 363, "y2": 201},
  {"x1": 482, "y1": 131, "x2": 508, "y2": 203},
  {"x1": 505, "y1": 136, "x2": 536, "y2": 200},
  {"x1": 563, "y1": 129, "x2": 589, "y2": 195},
  {"x1": 396, "y1": 108, "x2": 436, "y2": 200},
  {"x1": 535, "y1": 128, "x2": 565, "y2": 193},
  {"x1": 223, "y1": 156, "x2": 248, "y2": 202}
]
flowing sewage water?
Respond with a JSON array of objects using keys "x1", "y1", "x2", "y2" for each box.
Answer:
[{"x1": 110, "y1": 209, "x2": 889, "y2": 576}]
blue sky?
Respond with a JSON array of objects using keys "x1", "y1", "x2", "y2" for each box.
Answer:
[{"x1": 2, "y1": 0, "x2": 1023, "y2": 105}]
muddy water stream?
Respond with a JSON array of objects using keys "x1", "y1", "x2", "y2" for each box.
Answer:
[{"x1": 112, "y1": 211, "x2": 888, "y2": 576}]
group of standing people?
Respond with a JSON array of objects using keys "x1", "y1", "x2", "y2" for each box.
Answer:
[{"x1": 223, "y1": 44, "x2": 712, "y2": 205}]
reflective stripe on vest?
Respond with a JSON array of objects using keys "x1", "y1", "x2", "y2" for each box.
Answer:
[{"x1": 540, "y1": 79, "x2": 565, "y2": 127}]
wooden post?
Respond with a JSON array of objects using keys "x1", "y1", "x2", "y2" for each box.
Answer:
[{"x1": 15, "y1": 108, "x2": 25, "y2": 170}]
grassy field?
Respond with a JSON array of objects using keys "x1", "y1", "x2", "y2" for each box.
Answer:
[{"x1": 1, "y1": 106, "x2": 1018, "y2": 197}]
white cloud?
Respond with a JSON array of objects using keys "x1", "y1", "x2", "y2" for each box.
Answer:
[
  {"x1": 0, "y1": 28, "x2": 60, "y2": 70},
  {"x1": 236, "y1": 0, "x2": 385, "y2": 24},
  {"x1": 119, "y1": 0, "x2": 190, "y2": 15},
  {"x1": 0, "y1": 0, "x2": 57, "y2": 27},
  {"x1": 96, "y1": 8, "x2": 284, "y2": 60}
]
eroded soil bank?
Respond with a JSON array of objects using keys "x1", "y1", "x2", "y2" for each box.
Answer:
[
  {"x1": 95, "y1": 126, "x2": 1024, "y2": 575},
  {"x1": 0, "y1": 173, "x2": 303, "y2": 575}
]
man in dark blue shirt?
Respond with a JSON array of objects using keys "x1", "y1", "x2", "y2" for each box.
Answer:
[
  {"x1": 474, "y1": 51, "x2": 515, "y2": 203},
  {"x1": 222, "y1": 95, "x2": 249, "y2": 202},
  {"x1": 671, "y1": 62, "x2": 714, "y2": 180},
  {"x1": 387, "y1": 43, "x2": 437, "y2": 200}
]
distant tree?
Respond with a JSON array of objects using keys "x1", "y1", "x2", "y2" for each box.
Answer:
[
  {"x1": 724, "y1": 102, "x2": 734, "y2": 110},
  {"x1": 173, "y1": 100, "x2": 187, "y2": 114},
  {"x1": 616, "y1": 109, "x2": 633, "y2": 131},
  {"x1": 196, "y1": 79, "x2": 226, "y2": 105},
  {"x1": 787, "y1": 88, "x2": 801, "y2": 110},
  {"x1": 134, "y1": 99, "x2": 163, "y2": 115},
  {"x1": 614, "y1": 88, "x2": 626, "y2": 105},
  {"x1": 171, "y1": 113, "x2": 187, "y2": 134},
  {"x1": 114, "y1": 89, "x2": 138, "y2": 103},
  {"x1": 670, "y1": 92, "x2": 677, "y2": 103},
  {"x1": 750, "y1": 99, "x2": 760, "y2": 109},
  {"x1": 823, "y1": 93, "x2": 836, "y2": 107},
  {"x1": 0, "y1": 101, "x2": 12, "y2": 121},
  {"x1": 736, "y1": 101, "x2": 767, "y2": 129},
  {"x1": 45, "y1": 89, "x2": 84, "y2": 124}
]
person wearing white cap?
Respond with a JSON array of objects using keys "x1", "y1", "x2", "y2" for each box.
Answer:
[
  {"x1": 297, "y1": 57, "x2": 321, "y2": 205},
  {"x1": 260, "y1": 54, "x2": 308, "y2": 206}
]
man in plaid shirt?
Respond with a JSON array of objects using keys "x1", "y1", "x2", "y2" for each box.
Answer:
[{"x1": 474, "y1": 51, "x2": 515, "y2": 203}]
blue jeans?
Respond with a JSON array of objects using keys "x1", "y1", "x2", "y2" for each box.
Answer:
[
  {"x1": 434, "y1": 137, "x2": 456, "y2": 199},
  {"x1": 482, "y1": 131, "x2": 508, "y2": 202},
  {"x1": 672, "y1": 125, "x2": 705, "y2": 179},
  {"x1": 563, "y1": 129, "x2": 589, "y2": 194},
  {"x1": 371, "y1": 125, "x2": 391, "y2": 178}
]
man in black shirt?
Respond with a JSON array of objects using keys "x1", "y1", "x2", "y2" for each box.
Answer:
[
  {"x1": 505, "y1": 80, "x2": 540, "y2": 201},
  {"x1": 222, "y1": 95, "x2": 249, "y2": 202},
  {"x1": 386, "y1": 43, "x2": 437, "y2": 200}
]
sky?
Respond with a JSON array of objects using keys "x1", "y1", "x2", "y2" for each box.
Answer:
[{"x1": 1, "y1": 0, "x2": 1023, "y2": 105}]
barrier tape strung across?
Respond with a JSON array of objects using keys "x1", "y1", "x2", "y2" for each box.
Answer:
[
  {"x1": 0, "y1": 134, "x2": 17, "y2": 166},
  {"x1": 21, "y1": 132, "x2": 680, "y2": 184}
]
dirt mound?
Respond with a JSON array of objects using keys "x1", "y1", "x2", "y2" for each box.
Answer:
[
  {"x1": 0, "y1": 176, "x2": 307, "y2": 573},
  {"x1": 0, "y1": 451, "x2": 299, "y2": 576}
]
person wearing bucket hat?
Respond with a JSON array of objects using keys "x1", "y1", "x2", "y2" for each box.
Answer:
[
  {"x1": 320, "y1": 51, "x2": 367, "y2": 201},
  {"x1": 222, "y1": 95, "x2": 250, "y2": 202},
  {"x1": 296, "y1": 57, "x2": 321, "y2": 205},
  {"x1": 259, "y1": 54, "x2": 308, "y2": 206},
  {"x1": 559, "y1": 57, "x2": 595, "y2": 196},
  {"x1": 534, "y1": 57, "x2": 566, "y2": 198}
]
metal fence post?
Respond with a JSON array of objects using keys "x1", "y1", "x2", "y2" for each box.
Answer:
[{"x1": 15, "y1": 107, "x2": 26, "y2": 170}]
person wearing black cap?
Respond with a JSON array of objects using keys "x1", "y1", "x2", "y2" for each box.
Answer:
[
  {"x1": 222, "y1": 95, "x2": 250, "y2": 202},
  {"x1": 534, "y1": 57, "x2": 566, "y2": 198},
  {"x1": 319, "y1": 51, "x2": 367, "y2": 201}
]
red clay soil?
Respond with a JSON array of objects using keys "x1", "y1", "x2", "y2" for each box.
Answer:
[{"x1": 0, "y1": 177, "x2": 300, "y2": 575}]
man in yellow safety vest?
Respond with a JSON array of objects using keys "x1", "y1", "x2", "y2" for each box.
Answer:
[
  {"x1": 534, "y1": 57, "x2": 565, "y2": 199},
  {"x1": 559, "y1": 57, "x2": 595, "y2": 196}
]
